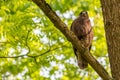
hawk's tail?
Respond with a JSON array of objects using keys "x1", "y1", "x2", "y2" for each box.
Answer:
[{"x1": 76, "y1": 51, "x2": 88, "y2": 69}]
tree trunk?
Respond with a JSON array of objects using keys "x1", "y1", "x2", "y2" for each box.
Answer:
[{"x1": 100, "y1": 0, "x2": 120, "y2": 79}]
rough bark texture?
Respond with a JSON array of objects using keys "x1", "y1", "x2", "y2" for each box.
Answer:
[
  {"x1": 32, "y1": 0, "x2": 112, "y2": 79},
  {"x1": 100, "y1": 0, "x2": 120, "y2": 80}
]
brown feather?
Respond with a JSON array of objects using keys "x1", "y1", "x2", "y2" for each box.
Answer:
[{"x1": 71, "y1": 11, "x2": 93, "y2": 69}]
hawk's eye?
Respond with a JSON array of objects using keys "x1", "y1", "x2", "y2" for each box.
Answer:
[
  {"x1": 79, "y1": 11, "x2": 88, "y2": 16},
  {"x1": 80, "y1": 12, "x2": 83, "y2": 15},
  {"x1": 80, "y1": 11, "x2": 87, "y2": 15},
  {"x1": 80, "y1": 12, "x2": 82, "y2": 15}
]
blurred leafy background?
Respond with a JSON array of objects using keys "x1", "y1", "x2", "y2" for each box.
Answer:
[{"x1": 0, "y1": 0, "x2": 110, "y2": 80}]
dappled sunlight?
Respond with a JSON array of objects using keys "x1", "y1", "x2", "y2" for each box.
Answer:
[{"x1": 0, "y1": 0, "x2": 109, "y2": 80}]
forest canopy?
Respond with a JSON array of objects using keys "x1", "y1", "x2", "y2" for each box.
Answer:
[{"x1": 0, "y1": 0, "x2": 109, "y2": 80}]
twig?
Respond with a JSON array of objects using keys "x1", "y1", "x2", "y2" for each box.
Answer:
[
  {"x1": 0, "y1": 46, "x2": 64, "y2": 58},
  {"x1": 25, "y1": 30, "x2": 31, "y2": 55}
]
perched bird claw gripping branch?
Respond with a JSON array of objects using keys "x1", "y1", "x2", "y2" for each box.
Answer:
[{"x1": 70, "y1": 11, "x2": 93, "y2": 69}]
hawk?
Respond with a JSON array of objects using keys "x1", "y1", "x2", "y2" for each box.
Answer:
[{"x1": 70, "y1": 11, "x2": 93, "y2": 69}]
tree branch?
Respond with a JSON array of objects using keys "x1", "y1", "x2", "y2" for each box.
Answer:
[
  {"x1": 32, "y1": 0, "x2": 112, "y2": 80},
  {"x1": 0, "y1": 48, "x2": 51, "y2": 58},
  {"x1": 25, "y1": 30, "x2": 31, "y2": 55},
  {"x1": 0, "y1": 55, "x2": 27, "y2": 58},
  {"x1": 0, "y1": 45, "x2": 66, "y2": 58}
]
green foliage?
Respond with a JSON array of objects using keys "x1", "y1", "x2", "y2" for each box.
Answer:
[{"x1": 0, "y1": 0, "x2": 110, "y2": 80}]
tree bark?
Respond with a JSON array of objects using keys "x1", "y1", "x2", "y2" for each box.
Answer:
[
  {"x1": 100, "y1": 0, "x2": 120, "y2": 80},
  {"x1": 32, "y1": 0, "x2": 112, "y2": 79}
]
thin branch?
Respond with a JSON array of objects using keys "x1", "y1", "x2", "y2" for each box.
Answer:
[
  {"x1": 25, "y1": 30, "x2": 31, "y2": 55},
  {"x1": 0, "y1": 46, "x2": 64, "y2": 58},
  {"x1": 0, "y1": 54, "x2": 26, "y2": 58},
  {"x1": 32, "y1": 0, "x2": 112, "y2": 80},
  {"x1": 0, "y1": 41, "x2": 10, "y2": 44},
  {"x1": 28, "y1": 46, "x2": 59, "y2": 57}
]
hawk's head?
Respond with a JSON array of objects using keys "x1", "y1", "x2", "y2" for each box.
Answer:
[{"x1": 79, "y1": 11, "x2": 89, "y2": 18}]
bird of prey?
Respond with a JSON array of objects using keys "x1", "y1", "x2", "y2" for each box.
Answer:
[{"x1": 70, "y1": 11, "x2": 93, "y2": 69}]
